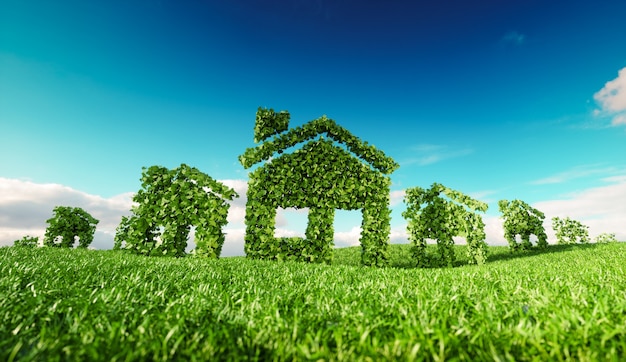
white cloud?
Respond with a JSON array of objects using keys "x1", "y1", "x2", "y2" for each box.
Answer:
[
  {"x1": 402, "y1": 144, "x2": 473, "y2": 166},
  {"x1": 613, "y1": 114, "x2": 626, "y2": 126},
  {"x1": 221, "y1": 179, "x2": 248, "y2": 223},
  {"x1": 4, "y1": 174, "x2": 622, "y2": 257},
  {"x1": 594, "y1": 67, "x2": 626, "y2": 127},
  {"x1": 222, "y1": 227, "x2": 246, "y2": 256},
  {"x1": 531, "y1": 164, "x2": 622, "y2": 185},
  {"x1": 275, "y1": 228, "x2": 306, "y2": 238},
  {"x1": 0, "y1": 177, "x2": 133, "y2": 248},
  {"x1": 533, "y1": 175, "x2": 626, "y2": 241},
  {"x1": 482, "y1": 216, "x2": 507, "y2": 245},
  {"x1": 389, "y1": 227, "x2": 409, "y2": 244},
  {"x1": 389, "y1": 189, "x2": 406, "y2": 206},
  {"x1": 388, "y1": 216, "x2": 507, "y2": 247},
  {"x1": 334, "y1": 226, "x2": 362, "y2": 248},
  {"x1": 0, "y1": 177, "x2": 251, "y2": 252}
]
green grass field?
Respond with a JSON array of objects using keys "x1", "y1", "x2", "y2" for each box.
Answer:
[{"x1": 1, "y1": 243, "x2": 625, "y2": 361}]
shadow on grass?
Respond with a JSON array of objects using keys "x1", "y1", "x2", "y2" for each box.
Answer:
[
  {"x1": 485, "y1": 243, "x2": 599, "y2": 264},
  {"x1": 333, "y1": 242, "x2": 602, "y2": 269}
]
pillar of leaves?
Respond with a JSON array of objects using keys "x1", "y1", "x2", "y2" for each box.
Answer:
[
  {"x1": 240, "y1": 107, "x2": 398, "y2": 267},
  {"x1": 498, "y1": 199, "x2": 548, "y2": 251},
  {"x1": 403, "y1": 183, "x2": 488, "y2": 267}
]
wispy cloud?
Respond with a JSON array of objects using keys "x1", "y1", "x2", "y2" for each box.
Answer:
[
  {"x1": 467, "y1": 189, "x2": 499, "y2": 203},
  {"x1": 402, "y1": 144, "x2": 473, "y2": 166},
  {"x1": 530, "y1": 164, "x2": 623, "y2": 185},
  {"x1": 502, "y1": 31, "x2": 526, "y2": 45},
  {"x1": 594, "y1": 67, "x2": 626, "y2": 127}
]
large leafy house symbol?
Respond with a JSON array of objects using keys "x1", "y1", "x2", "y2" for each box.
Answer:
[{"x1": 239, "y1": 107, "x2": 399, "y2": 266}]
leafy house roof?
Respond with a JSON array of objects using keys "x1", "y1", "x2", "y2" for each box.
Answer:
[
  {"x1": 238, "y1": 116, "x2": 399, "y2": 174},
  {"x1": 405, "y1": 183, "x2": 488, "y2": 213},
  {"x1": 140, "y1": 164, "x2": 238, "y2": 202}
]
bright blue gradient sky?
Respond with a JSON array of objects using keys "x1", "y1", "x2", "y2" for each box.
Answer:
[{"x1": 1, "y1": 0, "x2": 626, "y2": 252}]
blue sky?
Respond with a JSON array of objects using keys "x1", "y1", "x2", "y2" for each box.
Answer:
[{"x1": 1, "y1": 0, "x2": 626, "y2": 253}]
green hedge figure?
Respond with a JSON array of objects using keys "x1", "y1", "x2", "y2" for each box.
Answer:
[
  {"x1": 498, "y1": 199, "x2": 548, "y2": 251},
  {"x1": 595, "y1": 232, "x2": 618, "y2": 243},
  {"x1": 552, "y1": 216, "x2": 590, "y2": 244},
  {"x1": 13, "y1": 235, "x2": 39, "y2": 248},
  {"x1": 114, "y1": 164, "x2": 238, "y2": 258},
  {"x1": 239, "y1": 107, "x2": 399, "y2": 267},
  {"x1": 44, "y1": 206, "x2": 99, "y2": 248},
  {"x1": 403, "y1": 183, "x2": 488, "y2": 267}
]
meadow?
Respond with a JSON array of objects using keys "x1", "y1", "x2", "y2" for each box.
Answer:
[{"x1": 1, "y1": 243, "x2": 625, "y2": 361}]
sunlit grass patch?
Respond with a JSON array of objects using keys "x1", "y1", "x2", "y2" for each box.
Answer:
[{"x1": 1, "y1": 243, "x2": 625, "y2": 360}]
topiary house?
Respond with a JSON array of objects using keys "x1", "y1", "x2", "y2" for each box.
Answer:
[
  {"x1": 498, "y1": 199, "x2": 548, "y2": 251},
  {"x1": 239, "y1": 107, "x2": 399, "y2": 267},
  {"x1": 403, "y1": 183, "x2": 489, "y2": 267},
  {"x1": 114, "y1": 164, "x2": 238, "y2": 258}
]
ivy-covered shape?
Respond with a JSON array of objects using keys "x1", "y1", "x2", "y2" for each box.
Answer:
[
  {"x1": 114, "y1": 164, "x2": 238, "y2": 258},
  {"x1": 240, "y1": 112, "x2": 399, "y2": 175},
  {"x1": 498, "y1": 199, "x2": 548, "y2": 251},
  {"x1": 402, "y1": 183, "x2": 488, "y2": 267},
  {"x1": 13, "y1": 235, "x2": 39, "y2": 248},
  {"x1": 552, "y1": 217, "x2": 590, "y2": 244},
  {"x1": 44, "y1": 206, "x2": 99, "y2": 248},
  {"x1": 240, "y1": 107, "x2": 396, "y2": 267},
  {"x1": 254, "y1": 107, "x2": 291, "y2": 143},
  {"x1": 595, "y1": 232, "x2": 618, "y2": 243}
]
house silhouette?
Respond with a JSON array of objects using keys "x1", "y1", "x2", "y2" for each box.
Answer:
[{"x1": 239, "y1": 108, "x2": 399, "y2": 266}]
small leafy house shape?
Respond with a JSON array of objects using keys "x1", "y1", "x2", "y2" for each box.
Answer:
[
  {"x1": 403, "y1": 183, "x2": 489, "y2": 267},
  {"x1": 114, "y1": 164, "x2": 238, "y2": 258},
  {"x1": 239, "y1": 107, "x2": 399, "y2": 266},
  {"x1": 498, "y1": 199, "x2": 548, "y2": 251}
]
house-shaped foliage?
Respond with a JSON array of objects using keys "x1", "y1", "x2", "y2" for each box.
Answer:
[
  {"x1": 239, "y1": 107, "x2": 399, "y2": 266},
  {"x1": 114, "y1": 164, "x2": 238, "y2": 258},
  {"x1": 403, "y1": 183, "x2": 489, "y2": 267},
  {"x1": 498, "y1": 199, "x2": 548, "y2": 251}
]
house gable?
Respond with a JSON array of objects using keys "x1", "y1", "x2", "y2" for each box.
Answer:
[
  {"x1": 239, "y1": 116, "x2": 399, "y2": 174},
  {"x1": 249, "y1": 139, "x2": 389, "y2": 210}
]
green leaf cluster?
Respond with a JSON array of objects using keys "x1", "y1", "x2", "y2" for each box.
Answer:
[
  {"x1": 273, "y1": 236, "x2": 324, "y2": 262},
  {"x1": 13, "y1": 235, "x2": 39, "y2": 248},
  {"x1": 253, "y1": 107, "x2": 291, "y2": 143},
  {"x1": 242, "y1": 108, "x2": 395, "y2": 267},
  {"x1": 114, "y1": 164, "x2": 238, "y2": 258},
  {"x1": 595, "y1": 232, "x2": 618, "y2": 243},
  {"x1": 402, "y1": 183, "x2": 488, "y2": 267},
  {"x1": 552, "y1": 217, "x2": 590, "y2": 244},
  {"x1": 43, "y1": 206, "x2": 99, "y2": 248},
  {"x1": 498, "y1": 199, "x2": 548, "y2": 251},
  {"x1": 240, "y1": 108, "x2": 399, "y2": 175}
]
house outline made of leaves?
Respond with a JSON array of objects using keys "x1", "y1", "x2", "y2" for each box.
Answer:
[{"x1": 239, "y1": 107, "x2": 399, "y2": 266}]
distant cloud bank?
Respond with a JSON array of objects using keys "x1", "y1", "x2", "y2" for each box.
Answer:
[
  {"x1": 0, "y1": 178, "x2": 134, "y2": 249},
  {"x1": 1, "y1": 173, "x2": 625, "y2": 254}
]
